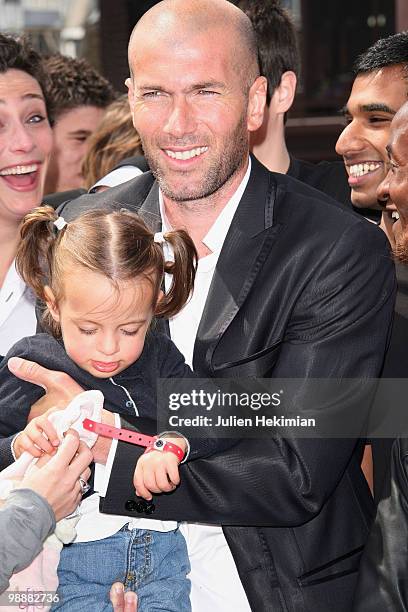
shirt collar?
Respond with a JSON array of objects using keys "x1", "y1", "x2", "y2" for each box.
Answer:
[{"x1": 159, "y1": 157, "x2": 251, "y2": 255}]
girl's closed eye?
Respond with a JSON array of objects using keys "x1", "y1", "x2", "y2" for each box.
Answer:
[
  {"x1": 79, "y1": 327, "x2": 97, "y2": 335},
  {"x1": 121, "y1": 328, "x2": 139, "y2": 336}
]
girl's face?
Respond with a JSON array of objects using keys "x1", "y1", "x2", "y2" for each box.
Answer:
[
  {"x1": 46, "y1": 267, "x2": 155, "y2": 378},
  {"x1": 0, "y1": 69, "x2": 52, "y2": 223}
]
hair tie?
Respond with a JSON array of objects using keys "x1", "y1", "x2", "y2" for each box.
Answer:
[
  {"x1": 153, "y1": 231, "x2": 166, "y2": 244},
  {"x1": 54, "y1": 216, "x2": 67, "y2": 231}
]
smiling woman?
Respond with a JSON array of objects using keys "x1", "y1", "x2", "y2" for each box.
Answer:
[{"x1": 0, "y1": 34, "x2": 53, "y2": 357}]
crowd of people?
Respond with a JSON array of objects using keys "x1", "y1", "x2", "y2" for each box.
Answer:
[{"x1": 0, "y1": 0, "x2": 407, "y2": 610}]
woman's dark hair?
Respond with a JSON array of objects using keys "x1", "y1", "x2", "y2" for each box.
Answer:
[
  {"x1": 0, "y1": 33, "x2": 52, "y2": 118},
  {"x1": 17, "y1": 206, "x2": 197, "y2": 336}
]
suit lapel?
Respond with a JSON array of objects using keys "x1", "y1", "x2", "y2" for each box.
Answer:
[
  {"x1": 136, "y1": 161, "x2": 283, "y2": 369},
  {"x1": 193, "y1": 157, "x2": 282, "y2": 372}
]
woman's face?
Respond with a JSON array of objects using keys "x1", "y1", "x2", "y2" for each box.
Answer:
[{"x1": 0, "y1": 69, "x2": 53, "y2": 224}]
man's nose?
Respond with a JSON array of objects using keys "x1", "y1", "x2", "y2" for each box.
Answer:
[
  {"x1": 163, "y1": 97, "x2": 197, "y2": 138},
  {"x1": 335, "y1": 121, "x2": 364, "y2": 157},
  {"x1": 377, "y1": 168, "x2": 391, "y2": 205}
]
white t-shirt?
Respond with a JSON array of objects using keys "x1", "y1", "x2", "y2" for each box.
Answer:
[{"x1": 0, "y1": 261, "x2": 37, "y2": 357}]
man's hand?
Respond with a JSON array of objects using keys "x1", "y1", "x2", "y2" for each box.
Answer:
[
  {"x1": 110, "y1": 583, "x2": 137, "y2": 612},
  {"x1": 18, "y1": 431, "x2": 92, "y2": 521},
  {"x1": 110, "y1": 583, "x2": 137, "y2": 611},
  {"x1": 8, "y1": 357, "x2": 84, "y2": 420},
  {"x1": 7, "y1": 356, "x2": 117, "y2": 466}
]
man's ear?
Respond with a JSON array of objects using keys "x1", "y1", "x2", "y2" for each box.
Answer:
[
  {"x1": 44, "y1": 286, "x2": 60, "y2": 322},
  {"x1": 270, "y1": 71, "x2": 297, "y2": 115},
  {"x1": 125, "y1": 77, "x2": 135, "y2": 126},
  {"x1": 247, "y1": 76, "x2": 267, "y2": 132}
]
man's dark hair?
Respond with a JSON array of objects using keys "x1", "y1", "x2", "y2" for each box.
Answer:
[
  {"x1": 354, "y1": 31, "x2": 408, "y2": 78},
  {"x1": 0, "y1": 34, "x2": 51, "y2": 110},
  {"x1": 42, "y1": 54, "x2": 116, "y2": 122},
  {"x1": 233, "y1": 0, "x2": 300, "y2": 105}
]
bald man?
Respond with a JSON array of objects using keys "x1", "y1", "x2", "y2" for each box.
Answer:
[{"x1": 6, "y1": 1, "x2": 395, "y2": 610}]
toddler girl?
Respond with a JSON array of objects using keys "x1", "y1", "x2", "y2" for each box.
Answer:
[{"x1": 0, "y1": 205, "x2": 216, "y2": 611}]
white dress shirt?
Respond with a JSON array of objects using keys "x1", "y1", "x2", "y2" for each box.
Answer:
[
  {"x1": 0, "y1": 261, "x2": 37, "y2": 357},
  {"x1": 161, "y1": 160, "x2": 252, "y2": 612}
]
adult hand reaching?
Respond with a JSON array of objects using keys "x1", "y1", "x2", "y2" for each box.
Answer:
[
  {"x1": 18, "y1": 431, "x2": 92, "y2": 521},
  {"x1": 8, "y1": 357, "x2": 84, "y2": 420}
]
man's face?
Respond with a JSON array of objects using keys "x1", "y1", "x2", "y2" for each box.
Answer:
[
  {"x1": 127, "y1": 28, "x2": 265, "y2": 203},
  {"x1": 46, "y1": 105, "x2": 105, "y2": 193},
  {"x1": 335, "y1": 66, "x2": 407, "y2": 209},
  {"x1": 377, "y1": 107, "x2": 408, "y2": 260}
]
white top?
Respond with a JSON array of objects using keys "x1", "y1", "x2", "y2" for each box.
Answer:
[
  {"x1": 90, "y1": 165, "x2": 143, "y2": 192},
  {"x1": 162, "y1": 160, "x2": 252, "y2": 611},
  {"x1": 0, "y1": 261, "x2": 37, "y2": 357},
  {"x1": 164, "y1": 160, "x2": 251, "y2": 368}
]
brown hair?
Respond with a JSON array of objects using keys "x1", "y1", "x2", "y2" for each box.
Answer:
[
  {"x1": 82, "y1": 95, "x2": 143, "y2": 189},
  {"x1": 0, "y1": 34, "x2": 52, "y2": 118},
  {"x1": 17, "y1": 206, "x2": 197, "y2": 336},
  {"x1": 42, "y1": 53, "x2": 116, "y2": 125}
]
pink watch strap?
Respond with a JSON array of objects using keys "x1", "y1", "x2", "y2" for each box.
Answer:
[{"x1": 82, "y1": 418, "x2": 185, "y2": 461}]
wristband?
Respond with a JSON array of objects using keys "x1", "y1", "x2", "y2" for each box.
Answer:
[
  {"x1": 143, "y1": 438, "x2": 185, "y2": 462},
  {"x1": 82, "y1": 418, "x2": 185, "y2": 461}
]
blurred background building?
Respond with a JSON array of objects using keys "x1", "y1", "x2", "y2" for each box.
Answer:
[{"x1": 1, "y1": 0, "x2": 407, "y2": 161}]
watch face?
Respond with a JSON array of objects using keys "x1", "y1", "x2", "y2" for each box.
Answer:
[{"x1": 154, "y1": 439, "x2": 165, "y2": 451}]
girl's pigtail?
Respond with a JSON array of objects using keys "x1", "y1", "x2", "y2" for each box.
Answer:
[
  {"x1": 16, "y1": 205, "x2": 59, "y2": 302},
  {"x1": 155, "y1": 229, "x2": 197, "y2": 319}
]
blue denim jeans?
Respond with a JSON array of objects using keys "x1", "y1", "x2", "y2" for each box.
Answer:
[{"x1": 52, "y1": 526, "x2": 191, "y2": 612}]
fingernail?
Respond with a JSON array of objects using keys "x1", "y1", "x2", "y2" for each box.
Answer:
[
  {"x1": 114, "y1": 583, "x2": 124, "y2": 594},
  {"x1": 7, "y1": 357, "x2": 22, "y2": 372}
]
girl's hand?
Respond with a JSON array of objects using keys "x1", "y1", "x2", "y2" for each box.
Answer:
[
  {"x1": 133, "y1": 437, "x2": 187, "y2": 500},
  {"x1": 13, "y1": 407, "x2": 61, "y2": 459}
]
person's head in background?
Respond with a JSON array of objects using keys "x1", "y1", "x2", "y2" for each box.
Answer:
[
  {"x1": 43, "y1": 54, "x2": 116, "y2": 195},
  {"x1": 233, "y1": 0, "x2": 300, "y2": 173},
  {"x1": 0, "y1": 34, "x2": 53, "y2": 231},
  {"x1": 82, "y1": 95, "x2": 143, "y2": 191},
  {"x1": 336, "y1": 32, "x2": 408, "y2": 210},
  {"x1": 376, "y1": 102, "x2": 408, "y2": 260}
]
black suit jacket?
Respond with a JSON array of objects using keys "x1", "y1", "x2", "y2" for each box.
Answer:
[
  {"x1": 59, "y1": 156, "x2": 396, "y2": 612},
  {"x1": 353, "y1": 437, "x2": 408, "y2": 611}
]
